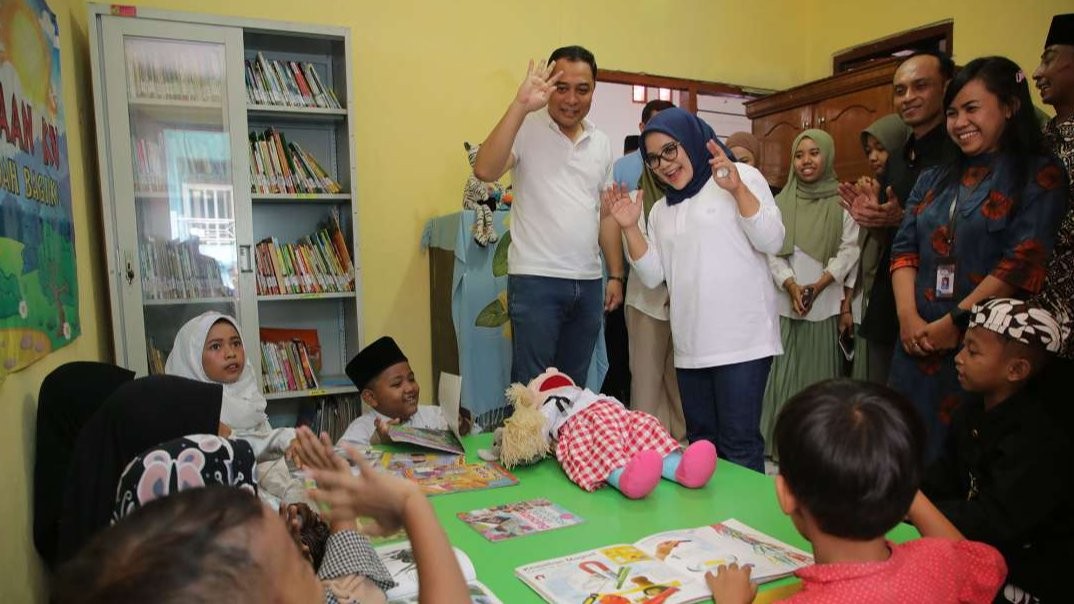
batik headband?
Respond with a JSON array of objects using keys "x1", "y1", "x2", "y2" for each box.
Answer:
[{"x1": 970, "y1": 298, "x2": 1070, "y2": 353}]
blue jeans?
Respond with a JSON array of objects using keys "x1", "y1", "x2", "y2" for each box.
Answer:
[
  {"x1": 676, "y1": 357, "x2": 772, "y2": 473},
  {"x1": 508, "y1": 275, "x2": 603, "y2": 386}
]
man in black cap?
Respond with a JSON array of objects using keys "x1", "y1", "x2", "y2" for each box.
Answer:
[
  {"x1": 1032, "y1": 15, "x2": 1074, "y2": 346},
  {"x1": 1032, "y1": 14, "x2": 1074, "y2": 426},
  {"x1": 338, "y1": 336, "x2": 450, "y2": 444}
]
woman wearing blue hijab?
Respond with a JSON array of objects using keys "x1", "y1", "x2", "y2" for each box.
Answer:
[{"x1": 603, "y1": 107, "x2": 784, "y2": 471}]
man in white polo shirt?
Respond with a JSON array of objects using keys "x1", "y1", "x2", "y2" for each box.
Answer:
[{"x1": 474, "y1": 45, "x2": 623, "y2": 386}]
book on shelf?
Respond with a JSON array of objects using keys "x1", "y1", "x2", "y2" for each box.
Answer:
[
  {"x1": 131, "y1": 131, "x2": 230, "y2": 193},
  {"x1": 245, "y1": 52, "x2": 341, "y2": 109},
  {"x1": 254, "y1": 212, "x2": 354, "y2": 296},
  {"x1": 139, "y1": 237, "x2": 233, "y2": 300},
  {"x1": 515, "y1": 519, "x2": 813, "y2": 604},
  {"x1": 147, "y1": 338, "x2": 167, "y2": 375},
  {"x1": 248, "y1": 128, "x2": 342, "y2": 195},
  {"x1": 310, "y1": 394, "x2": 362, "y2": 442},
  {"x1": 125, "y1": 45, "x2": 223, "y2": 103},
  {"x1": 258, "y1": 327, "x2": 321, "y2": 372},
  {"x1": 259, "y1": 337, "x2": 320, "y2": 393},
  {"x1": 376, "y1": 541, "x2": 502, "y2": 604}
]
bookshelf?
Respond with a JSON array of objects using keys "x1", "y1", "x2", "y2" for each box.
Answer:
[{"x1": 89, "y1": 5, "x2": 362, "y2": 425}]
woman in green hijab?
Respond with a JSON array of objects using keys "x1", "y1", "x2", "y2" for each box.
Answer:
[
  {"x1": 760, "y1": 130, "x2": 861, "y2": 459},
  {"x1": 840, "y1": 115, "x2": 911, "y2": 383}
]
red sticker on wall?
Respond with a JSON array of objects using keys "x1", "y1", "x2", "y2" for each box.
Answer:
[{"x1": 110, "y1": 5, "x2": 137, "y2": 17}]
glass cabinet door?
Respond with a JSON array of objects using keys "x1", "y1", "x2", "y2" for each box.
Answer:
[{"x1": 100, "y1": 19, "x2": 253, "y2": 374}]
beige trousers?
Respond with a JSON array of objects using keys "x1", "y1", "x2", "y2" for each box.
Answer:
[{"x1": 625, "y1": 306, "x2": 686, "y2": 442}]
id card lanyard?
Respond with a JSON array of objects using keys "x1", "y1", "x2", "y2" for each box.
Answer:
[{"x1": 936, "y1": 189, "x2": 959, "y2": 299}]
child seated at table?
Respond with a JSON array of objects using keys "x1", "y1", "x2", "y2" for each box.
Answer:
[
  {"x1": 921, "y1": 298, "x2": 1073, "y2": 602},
  {"x1": 706, "y1": 379, "x2": 1006, "y2": 603},
  {"x1": 166, "y1": 311, "x2": 303, "y2": 504},
  {"x1": 339, "y1": 336, "x2": 461, "y2": 445}
]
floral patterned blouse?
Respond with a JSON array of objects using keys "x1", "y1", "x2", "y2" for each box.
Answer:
[{"x1": 891, "y1": 153, "x2": 1068, "y2": 322}]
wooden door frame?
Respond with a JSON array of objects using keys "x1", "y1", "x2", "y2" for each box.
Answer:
[{"x1": 597, "y1": 69, "x2": 762, "y2": 112}]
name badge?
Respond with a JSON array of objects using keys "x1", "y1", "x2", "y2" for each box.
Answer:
[{"x1": 936, "y1": 258, "x2": 955, "y2": 299}]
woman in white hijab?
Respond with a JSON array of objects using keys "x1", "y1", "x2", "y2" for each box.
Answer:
[{"x1": 166, "y1": 311, "x2": 304, "y2": 503}]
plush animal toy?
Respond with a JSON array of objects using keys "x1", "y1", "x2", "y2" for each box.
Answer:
[
  {"x1": 493, "y1": 368, "x2": 716, "y2": 499},
  {"x1": 462, "y1": 141, "x2": 508, "y2": 247}
]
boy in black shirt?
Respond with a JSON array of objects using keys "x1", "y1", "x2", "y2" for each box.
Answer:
[{"x1": 923, "y1": 298, "x2": 1073, "y2": 602}]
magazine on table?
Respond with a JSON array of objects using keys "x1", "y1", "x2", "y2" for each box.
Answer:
[
  {"x1": 515, "y1": 519, "x2": 813, "y2": 604},
  {"x1": 458, "y1": 498, "x2": 583, "y2": 542},
  {"x1": 376, "y1": 540, "x2": 503, "y2": 603}
]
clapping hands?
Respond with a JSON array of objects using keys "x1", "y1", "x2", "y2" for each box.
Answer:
[{"x1": 837, "y1": 177, "x2": 904, "y2": 228}]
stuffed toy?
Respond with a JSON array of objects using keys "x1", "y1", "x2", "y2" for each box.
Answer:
[
  {"x1": 462, "y1": 141, "x2": 512, "y2": 247},
  {"x1": 489, "y1": 368, "x2": 716, "y2": 499}
]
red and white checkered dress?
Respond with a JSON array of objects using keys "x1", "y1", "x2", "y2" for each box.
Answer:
[{"x1": 555, "y1": 399, "x2": 681, "y2": 491}]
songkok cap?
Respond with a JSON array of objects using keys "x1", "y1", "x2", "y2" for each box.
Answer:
[
  {"x1": 345, "y1": 336, "x2": 408, "y2": 389},
  {"x1": 1046, "y1": 14, "x2": 1074, "y2": 47},
  {"x1": 970, "y1": 298, "x2": 1070, "y2": 354}
]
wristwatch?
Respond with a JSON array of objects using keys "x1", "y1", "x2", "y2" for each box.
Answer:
[
  {"x1": 948, "y1": 306, "x2": 971, "y2": 330},
  {"x1": 608, "y1": 275, "x2": 626, "y2": 284}
]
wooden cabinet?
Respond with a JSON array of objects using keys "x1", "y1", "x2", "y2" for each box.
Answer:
[{"x1": 746, "y1": 60, "x2": 898, "y2": 188}]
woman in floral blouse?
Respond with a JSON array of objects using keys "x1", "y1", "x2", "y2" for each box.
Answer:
[{"x1": 890, "y1": 56, "x2": 1069, "y2": 461}]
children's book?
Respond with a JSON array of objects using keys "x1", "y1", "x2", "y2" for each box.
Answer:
[
  {"x1": 515, "y1": 519, "x2": 813, "y2": 604},
  {"x1": 376, "y1": 540, "x2": 504, "y2": 604},
  {"x1": 387, "y1": 424, "x2": 465, "y2": 455},
  {"x1": 403, "y1": 459, "x2": 519, "y2": 496},
  {"x1": 458, "y1": 498, "x2": 583, "y2": 542}
]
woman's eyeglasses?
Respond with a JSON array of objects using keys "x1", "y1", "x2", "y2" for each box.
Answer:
[{"x1": 644, "y1": 142, "x2": 680, "y2": 169}]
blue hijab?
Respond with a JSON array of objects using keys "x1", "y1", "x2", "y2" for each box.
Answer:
[{"x1": 641, "y1": 107, "x2": 734, "y2": 205}]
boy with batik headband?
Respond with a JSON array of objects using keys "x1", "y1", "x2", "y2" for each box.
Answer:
[
  {"x1": 923, "y1": 298, "x2": 1074, "y2": 603},
  {"x1": 339, "y1": 337, "x2": 453, "y2": 445}
]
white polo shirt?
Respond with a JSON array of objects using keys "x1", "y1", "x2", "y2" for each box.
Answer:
[{"x1": 509, "y1": 109, "x2": 613, "y2": 280}]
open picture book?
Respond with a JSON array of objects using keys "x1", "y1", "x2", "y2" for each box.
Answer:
[
  {"x1": 385, "y1": 372, "x2": 468, "y2": 455},
  {"x1": 376, "y1": 540, "x2": 503, "y2": 604},
  {"x1": 515, "y1": 519, "x2": 813, "y2": 604}
]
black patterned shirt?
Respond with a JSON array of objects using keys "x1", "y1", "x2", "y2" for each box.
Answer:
[
  {"x1": 318, "y1": 530, "x2": 395, "y2": 603},
  {"x1": 1034, "y1": 114, "x2": 1074, "y2": 359}
]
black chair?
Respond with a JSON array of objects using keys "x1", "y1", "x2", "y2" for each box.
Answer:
[{"x1": 33, "y1": 361, "x2": 134, "y2": 569}]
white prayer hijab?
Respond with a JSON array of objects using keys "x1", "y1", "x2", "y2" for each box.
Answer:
[{"x1": 165, "y1": 311, "x2": 268, "y2": 430}]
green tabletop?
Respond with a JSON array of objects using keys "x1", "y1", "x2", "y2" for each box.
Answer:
[{"x1": 420, "y1": 434, "x2": 920, "y2": 603}]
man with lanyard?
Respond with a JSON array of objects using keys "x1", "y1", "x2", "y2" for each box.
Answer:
[
  {"x1": 1032, "y1": 14, "x2": 1074, "y2": 426},
  {"x1": 474, "y1": 46, "x2": 624, "y2": 387},
  {"x1": 840, "y1": 50, "x2": 956, "y2": 383}
]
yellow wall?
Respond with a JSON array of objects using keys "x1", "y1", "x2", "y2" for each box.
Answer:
[{"x1": 2, "y1": 1, "x2": 1066, "y2": 601}]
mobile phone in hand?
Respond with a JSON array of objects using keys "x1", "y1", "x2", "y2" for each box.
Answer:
[
  {"x1": 838, "y1": 328, "x2": 855, "y2": 360},
  {"x1": 800, "y1": 286, "x2": 815, "y2": 311}
]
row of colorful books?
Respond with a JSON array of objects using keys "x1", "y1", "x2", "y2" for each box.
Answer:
[
  {"x1": 139, "y1": 238, "x2": 233, "y2": 300},
  {"x1": 260, "y1": 337, "x2": 319, "y2": 393},
  {"x1": 248, "y1": 128, "x2": 342, "y2": 194},
  {"x1": 126, "y1": 49, "x2": 224, "y2": 103},
  {"x1": 245, "y1": 53, "x2": 341, "y2": 109},
  {"x1": 255, "y1": 215, "x2": 354, "y2": 296}
]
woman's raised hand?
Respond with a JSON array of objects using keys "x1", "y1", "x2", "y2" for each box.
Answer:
[
  {"x1": 514, "y1": 59, "x2": 563, "y2": 113},
  {"x1": 708, "y1": 140, "x2": 741, "y2": 192},
  {"x1": 601, "y1": 183, "x2": 642, "y2": 229}
]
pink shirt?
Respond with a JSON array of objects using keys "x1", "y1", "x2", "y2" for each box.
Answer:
[{"x1": 786, "y1": 538, "x2": 1006, "y2": 603}]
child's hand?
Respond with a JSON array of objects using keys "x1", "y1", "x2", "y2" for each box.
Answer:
[
  {"x1": 295, "y1": 426, "x2": 349, "y2": 473},
  {"x1": 705, "y1": 563, "x2": 757, "y2": 604},
  {"x1": 307, "y1": 444, "x2": 423, "y2": 537},
  {"x1": 373, "y1": 417, "x2": 400, "y2": 444}
]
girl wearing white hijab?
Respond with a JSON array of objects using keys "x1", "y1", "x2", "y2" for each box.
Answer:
[{"x1": 166, "y1": 311, "x2": 302, "y2": 503}]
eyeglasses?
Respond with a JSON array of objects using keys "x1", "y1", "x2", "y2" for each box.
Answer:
[{"x1": 643, "y1": 141, "x2": 680, "y2": 169}]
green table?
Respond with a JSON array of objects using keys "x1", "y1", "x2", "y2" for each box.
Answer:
[{"x1": 422, "y1": 434, "x2": 920, "y2": 603}]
